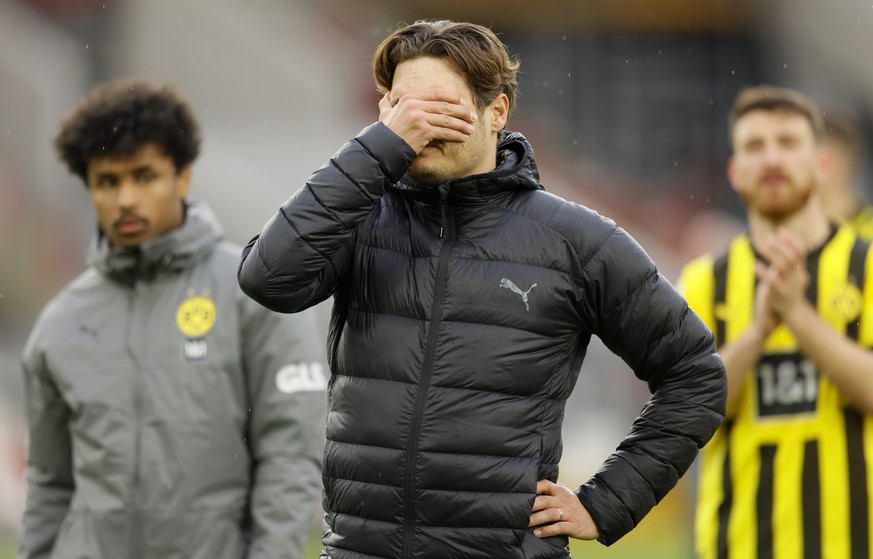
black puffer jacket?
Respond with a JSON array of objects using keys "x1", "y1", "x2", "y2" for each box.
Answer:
[{"x1": 238, "y1": 123, "x2": 726, "y2": 559}]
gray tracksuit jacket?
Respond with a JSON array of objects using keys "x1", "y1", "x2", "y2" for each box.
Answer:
[{"x1": 18, "y1": 202, "x2": 327, "y2": 559}]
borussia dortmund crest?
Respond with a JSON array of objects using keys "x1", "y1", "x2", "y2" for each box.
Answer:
[
  {"x1": 830, "y1": 282, "x2": 862, "y2": 323},
  {"x1": 176, "y1": 289, "x2": 217, "y2": 338}
]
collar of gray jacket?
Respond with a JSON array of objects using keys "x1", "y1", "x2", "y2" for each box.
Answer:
[{"x1": 86, "y1": 200, "x2": 223, "y2": 285}]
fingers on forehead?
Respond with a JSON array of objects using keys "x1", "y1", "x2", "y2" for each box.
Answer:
[{"x1": 425, "y1": 88, "x2": 464, "y2": 104}]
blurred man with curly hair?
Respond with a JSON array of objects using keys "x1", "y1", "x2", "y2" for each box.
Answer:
[{"x1": 18, "y1": 79, "x2": 327, "y2": 559}]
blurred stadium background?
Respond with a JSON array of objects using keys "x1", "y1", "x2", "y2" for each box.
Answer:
[{"x1": 2, "y1": 0, "x2": 873, "y2": 557}]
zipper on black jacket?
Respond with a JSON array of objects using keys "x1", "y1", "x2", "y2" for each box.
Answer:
[
  {"x1": 438, "y1": 198, "x2": 448, "y2": 238},
  {"x1": 402, "y1": 194, "x2": 454, "y2": 558}
]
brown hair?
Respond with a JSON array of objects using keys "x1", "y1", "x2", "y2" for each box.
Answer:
[
  {"x1": 55, "y1": 79, "x2": 201, "y2": 184},
  {"x1": 372, "y1": 20, "x2": 520, "y2": 115},
  {"x1": 728, "y1": 85, "x2": 825, "y2": 144}
]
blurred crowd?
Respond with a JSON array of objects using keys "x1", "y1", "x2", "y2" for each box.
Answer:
[{"x1": 2, "y1": 0, "x2": 873, "y2": 557}]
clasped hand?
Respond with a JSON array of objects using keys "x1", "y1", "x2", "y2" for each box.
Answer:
[{"x1": 753, "y1": 227, "x2": 811, "y2": 334}]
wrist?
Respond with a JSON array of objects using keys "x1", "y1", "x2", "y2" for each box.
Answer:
[
  {"x1": 781, "y1": 300, "x2": 815, "y2": 330},
  {"x1": 745, "y1": 321, "x2": 771, "y2": 348}
]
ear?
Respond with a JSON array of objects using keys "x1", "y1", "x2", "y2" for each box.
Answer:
[
  {"x1": 726, "y1": 156, "x2": 741, "y2": 194},
  {"x1": 816, "y1": 145, "x2": 831, "y2": 179},
  {"x1": 488, "y1": 92, "x2": 510, "y2": 133},
  {"x1": 177, "y1": 166, "x2": 192, "y2": 199}
]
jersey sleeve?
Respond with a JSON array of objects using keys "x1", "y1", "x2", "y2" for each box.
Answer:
[{"x1": 677, "y1": 255, "x2": 716, "y2": 335}]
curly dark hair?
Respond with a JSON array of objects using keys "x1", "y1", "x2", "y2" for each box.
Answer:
[
  {"x1": 372, "y1": 20, "x2": 520, "y2": 116},
  {"x1": 54, "y1": 79, "x2": 201, "y2": 184}
]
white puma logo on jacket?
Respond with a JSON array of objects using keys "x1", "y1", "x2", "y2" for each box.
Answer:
[{"x1": 499, "y1": 278, "x2": 537, "y2": 311}]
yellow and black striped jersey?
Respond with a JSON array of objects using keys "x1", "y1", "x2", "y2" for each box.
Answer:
[
  {"x1": 678, "y1": 224, "x2": 873, "y2": 559},
  {"x1": 849, "y1": 203, "x2": 873, "y2": 241}
]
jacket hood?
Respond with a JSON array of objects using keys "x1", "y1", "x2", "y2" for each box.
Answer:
[
  {"x1": 396, "y1": 130, "x2": 543, "y2": 200},
  {"x1": 490, "y1": 130, "x2": 542, "y2": 191},
  {"x1": 87, "y1": 200, "x2": 223, "y2": 285}
]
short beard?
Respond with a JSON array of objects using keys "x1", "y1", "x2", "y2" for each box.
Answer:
[
  {"x1": 406, "y1": 165, "x2": 445, "y2": 186},
  {"x1": 743, "y1": 178, "x2": 814, "y2": 221}
]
